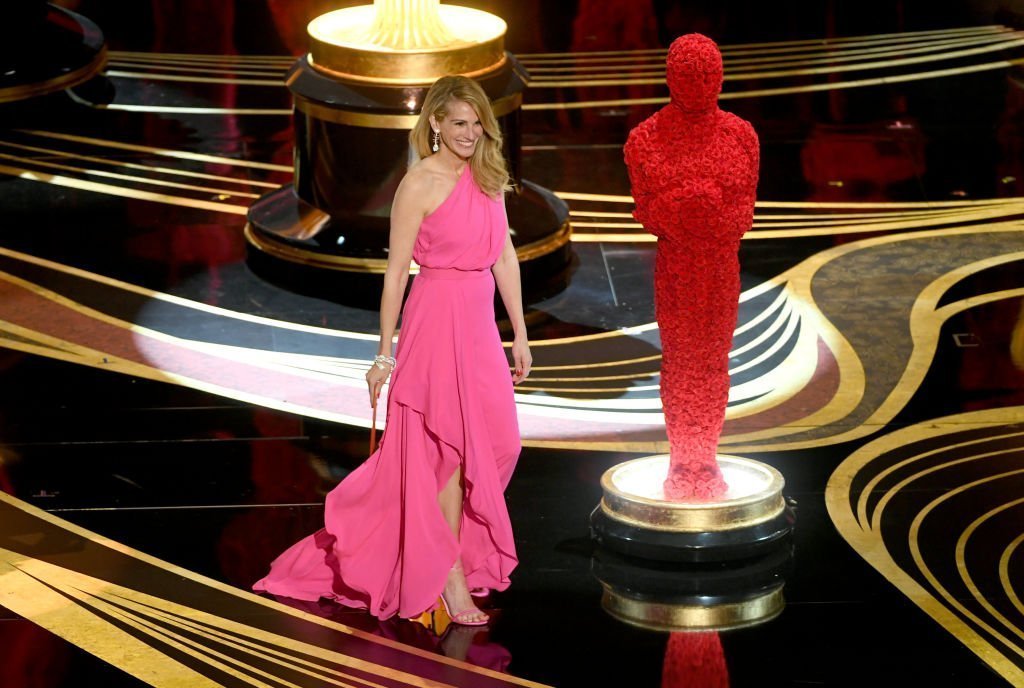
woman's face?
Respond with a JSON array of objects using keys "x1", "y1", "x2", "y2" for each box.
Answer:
[{"x1": 432, "y1": 99, "x2": 484, "y2": 160}]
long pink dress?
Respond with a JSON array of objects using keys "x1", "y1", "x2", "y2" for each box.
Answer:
[{"x1": 253, "y1": 166, "x2": 521, "y2": 619}]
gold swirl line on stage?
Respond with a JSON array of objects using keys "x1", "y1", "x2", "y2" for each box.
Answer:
[
  {"x1": 825, "y1": 407, "x2": 1024, "y2": 685},
  {"x1": 528, "y1": 354, "x2": 662, "y2": 371},
  {"x1": 104, "y1": 70, "x2": 285, "y2": 87},
  {"x1": 734, "y1": 289, "x2": 788, "y2": 336},
  {"x1": 956, "y1": 498, "x2": 1024, "y2": 645},
  {"x1": 109, "y1": 600, "x2": 397, "y2": 688},
  {"x1": 729, "y1": 299, "x2": 794, "y2": 359},
  {"x1": 853, "y1": 430, "x2": 1024, "y2": 528},
  {"x1": 0, "y1": 152, "x2": 262, "y2": 199},
  {"x1": 573, "y1": 204, "x2": 1024, "y2": 239},
  {"x1": 0, "y1": 493, "x2": 552, "y2": 687},
  {"x1": 726, "y1": 228, "x2": 1024, "y2": 451},
  {"x1": 527, "y1": 33, "x2": 1024, "y2": 83},
  {"x1": 19, "y1": 130, "x2": 293, "y2": 172},
  {"x1": 0, "y1": 138, "x2": 281, "y2": 188},
  {"x1": 109, "y1": 50, "x2": 296, "y2": 64},
  {"x1": 107, "y1": 60, "x2": 287, "y2": 76},
  {"x1": 94, "y1": 602, "x2": 372, "y2": 688},
  {"x1": 526, "y1": 32, "x2": 1018, "y2": 73},
  {"x1": 72, "y1": 102, "x2": 293, "y2": 116},
  {"x1": 514, "y1": 383, "x2": 659, "y2": 393},
  {"x1": 518, "y1": 25, "x2": 1010, "y2": 59},
  {"x1": 0, "y1": 245, "x2": 377, "y2": 340},
  {"x1": 570, "y1": 206, "x2": 995, "y2": 226},
  {"x1": 1000, "y1": 534, "x2": 1024, "y2": 619},
  {"x1": 556, "y1": 191, "x2": 1021, "y2": 208},
  {"x1": 0, "y1": 162, "x2": 251, "y2": 215},
  {"x1": 530, "y1": 35, "x2": 1024, "y2": 87},
  {"x1": 522, "y1": 56, "x2": 1024, "y2": 108},
  {"x1": 908, "y1": 469, "x2": 1024, "y2": 661}
]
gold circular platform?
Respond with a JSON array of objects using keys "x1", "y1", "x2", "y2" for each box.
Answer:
[
  {"x1": 599, "y1": 454, "x2": 786, "y2": 532},
  {"x1": 601, "y1": 584, "x2": 785, "y2": 633},
  {"x1": 307, "y1": 5, "x2": 507, "y2": 84}
]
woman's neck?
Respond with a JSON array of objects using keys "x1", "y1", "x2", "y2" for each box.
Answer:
[{"x1": 436, "y1": 147, "x2": 468, "y2": 177}]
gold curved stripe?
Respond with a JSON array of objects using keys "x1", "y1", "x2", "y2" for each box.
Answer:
[
  {"x1": 517, "y1": 25, "x2": 1009, "y2": 60},
  {"x1": 557, "y1": 191, "x2": 1021, "y2": 208},
  {"x1": 0, "y1": 497, "x2": 551, "y2": 686},
  {"x1": 0, "y1": 46, "x2": 107, "y2": 104},
  {"x1": 294, "y1": 92, "x2": 522, "y2": 129},
  {"x1": 104, "y1": 70, "x2": 284, "y2": 87},
  {"x1": 528, "y1": 354, "x2": 662, "y2": 371},
  {"x1": 0, "y1": 138, "x2": 280, "y2": 189},
  {"x1": 726, "y1": 225, "x2": 1024, "y2": 451},
  {"x1": 109, "y1": 50, "x2": 295, "y2": 64},
  {"x1": 515, "y1": 383, "x2": 659, "y2": 393},
  {"x1": 245, "y1": 218, "x2": 570, "y2": 274},
  {"x1": 0, "y1": 152, "x2": 261, "y2": 199},
  {"x1": 956, "y1": 498, "x2": 1024, "y2": 645},
  {"x1": 107, "y1": 60, "x2": 287, "y2": 76},
  {"x1": 569, "y1": 207, "x2": 990, "y2": 226},
  {"x1": 294, "y1": 98, "x2": 417, "y2": 129},
  {"x1": 76, "y1": 102, "x2": 293, "y2": 115},
  {"x1": 528, "y1": 32, "x2": 1023, "y2": 81},
  {"x1": 0, "y1": 244, "x2": 378, "y2": 340},
  {"x1": 526, "y1": 30, "x2": 1015, "y2": 72},
  {"x1": 825, "y1": 407, "x2": 1024, "y2": 685},
  {"x1": 1000, "y1": 534, "x2": 1024, "y2": 618},
  {"x1": 19, "y1": 130, "x2": 293, "y2": 172},
  {"x1": 734, "y1": 289, "x2": 788, "y2": 336},
  {"x1": 523, "y1": 370, "x2": 657, "y2": 382},
  {"x1": 0, "y1": 162, "x2": 250, "y2": 216},
  {"x1": 730, "y1": 299, "x2": 794, "y2": 358},
  {"x1": 529, "y1": 37, "x2": 1024, "y2": 87},
  {"x1": 853, "y1": 430, "x2": 1024, "y2": 529},
  {"x1": 908, "y1": 469, "x2": 1024, "y2": 662},
  {"x1": 523, "y1": 56, "x2": 1024, "y2": 107}
]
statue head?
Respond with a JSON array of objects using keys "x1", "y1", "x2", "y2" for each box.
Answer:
[{"x1": 666, "y1": 33, "x2": 723, "y2": 113}]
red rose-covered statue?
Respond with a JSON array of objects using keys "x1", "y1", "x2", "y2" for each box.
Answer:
[{"x1": 624, "y1": 34, "x2": 760, "y2": 500}]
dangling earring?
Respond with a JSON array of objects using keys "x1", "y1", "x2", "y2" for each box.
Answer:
[{"x1": 432, "y1": 130, "x2": 440, "y2": 153}]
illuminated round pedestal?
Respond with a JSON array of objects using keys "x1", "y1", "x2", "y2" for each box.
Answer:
[
  {"x1": 590, "y1": 454, "x2": 795, "y2": 562},
  {"x1": 245, "y1": 3, "x2": 572, "y2": 306}
]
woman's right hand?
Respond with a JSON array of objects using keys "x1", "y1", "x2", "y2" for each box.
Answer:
[{"x1": 366, "y1": 362, "x2": 392, "y2": 408}]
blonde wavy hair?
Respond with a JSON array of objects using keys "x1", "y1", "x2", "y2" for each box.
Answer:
[{"x1": 410, "y1": 75, "x2": 511, "y2": 198}]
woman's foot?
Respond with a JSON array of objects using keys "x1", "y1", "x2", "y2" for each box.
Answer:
[{"x1": 441, "y1": 562, "x2": 489, "y2": 626}]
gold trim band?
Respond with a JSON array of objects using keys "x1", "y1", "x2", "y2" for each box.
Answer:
[
  {"x1": 293, "y1": 92, "x2": 522, "y2": 129},
  {"x1": 245, "y1": 216, "x2": 570, "y2": 273},
  {"x1": 0, "y1": 46, "x2": 107, "y2": 104},
  {"x1": 601, "y1": 585, "x2": 785, "y2": 632},
  {"x1": 308, "y1": 50, "x2": 508, "y2": 86},
  {"x1": 599, "y1": 455, "x2": 786, "y2": 532}
]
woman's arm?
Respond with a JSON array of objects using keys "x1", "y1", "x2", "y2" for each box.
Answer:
[
  {"x1": 366, "y1": 172, "x2": 429, "y2": 405},
  {"x1": 491, "y1": 232, "x2": 532, "y2": 384}
]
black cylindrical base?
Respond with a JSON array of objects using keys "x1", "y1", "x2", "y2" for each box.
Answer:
[
  {"x1": 0, "y1": 2, "x2": 106, "y2": 106},
  {"x1": 590, "y1": 502, "x2": 796, "y2": 563},
  {"x1": 246, "y1": 52, "x2": 572, "y2": 303}
]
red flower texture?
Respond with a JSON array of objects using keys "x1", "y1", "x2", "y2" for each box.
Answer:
[
  {"x1": 624, "y1": 33, "x2": 759, "y2": 501},
  {"x1": 666, "y1": 33, "x2": 723, "y2": 113}
]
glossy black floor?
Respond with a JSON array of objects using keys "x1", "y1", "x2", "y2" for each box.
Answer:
[{"x1": 2, "y1": 1, "x2": 1024, "y2": 687}]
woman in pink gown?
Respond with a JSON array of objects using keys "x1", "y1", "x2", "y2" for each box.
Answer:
[{"x1": 253, "y1": 76, "x2": 532, "y2": 625}]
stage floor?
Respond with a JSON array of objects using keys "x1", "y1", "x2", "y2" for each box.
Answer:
[{"x1": 1, "y1": 2, "x2": 1023, "y2": 686}]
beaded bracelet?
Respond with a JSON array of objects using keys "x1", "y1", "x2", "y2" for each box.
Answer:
[{"x1": 373, "y1": 354, "x2": 397, "y2": 371}]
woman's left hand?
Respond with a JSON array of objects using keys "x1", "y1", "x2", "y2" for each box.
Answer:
[{"x1": 511, "y1": 336, "x2": 532, "y2": 385}]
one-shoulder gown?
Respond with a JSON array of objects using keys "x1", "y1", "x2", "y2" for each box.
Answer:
[{"x1": 253, "y1": 166, "x2": 521, "y2": 619}]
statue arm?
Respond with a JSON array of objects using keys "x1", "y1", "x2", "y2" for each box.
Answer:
[{"x1": 624, "y1": 125, "x2": 664, "y2": 237}]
